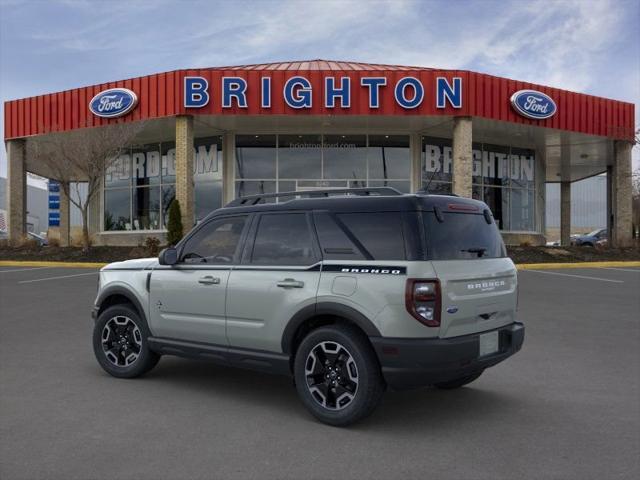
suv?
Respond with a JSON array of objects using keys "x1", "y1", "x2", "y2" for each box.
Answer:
[{"x1": 92, "y1": 188, "x2": 524, "y2": 426}]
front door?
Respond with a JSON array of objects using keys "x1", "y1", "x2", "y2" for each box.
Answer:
[
  {"x1": 226, "y1": 212, "x2": 321, "y2": 353},
  {"x1": 148, "y1": 215, "x2": 249, "y2": 345}
]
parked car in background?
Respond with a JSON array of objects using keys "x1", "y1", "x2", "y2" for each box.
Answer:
[
  {"x1": 0, "y1": 230, "x2": 49, "y2": 246},
  {"x1": 27, "y1": 231, "x2": 48, "y2": 246},
  {"x1": 571, "y1": 228, "x2": 607, "y2": 247}
]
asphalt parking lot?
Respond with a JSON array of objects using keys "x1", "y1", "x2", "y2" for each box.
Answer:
[{"x1": 1, "y1": 265, "x2": 639, "y2": 480}]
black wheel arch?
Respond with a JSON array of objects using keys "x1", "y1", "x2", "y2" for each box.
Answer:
[
  {"x1": 96, "y1": 286, "x2": 147, "y2": 326},
  {"x1": 281, "y1": 302, "x2": 382, "y2": 355}
]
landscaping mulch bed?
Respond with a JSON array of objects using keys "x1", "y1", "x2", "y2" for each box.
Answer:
[
  {"x1": 1, "y1": 244, "x2": 639, "y2": 265},
  {"x1": 506, "y1": 245, "x2": 640, "y2": 264}
]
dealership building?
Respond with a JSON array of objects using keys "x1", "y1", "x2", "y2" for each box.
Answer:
[{"x1": 3, "y1": 60, "x2": 635, "y2": 246}]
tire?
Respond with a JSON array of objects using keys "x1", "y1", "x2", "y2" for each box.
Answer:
[
  {"x1": 294, "y1": 324, "x2": 384, "y2": 427},
  {"x1": 434, "y1": 371, "x2": 483, "y2": 390},
  {"x1": 93, "y1": 304, "x2": 160, "y2": 378}
]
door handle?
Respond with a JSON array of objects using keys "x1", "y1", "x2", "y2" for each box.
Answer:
[
  {"x1": 198, "y1": 275, "x2": 221, "y2": 285},
  {"x1": 277, "y1": 278, "x2": 305, "y2": 288}
]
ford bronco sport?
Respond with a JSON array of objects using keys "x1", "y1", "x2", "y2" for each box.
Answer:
[{"x1": 92, "y1": 188, "x2": 524, "y2": 426}]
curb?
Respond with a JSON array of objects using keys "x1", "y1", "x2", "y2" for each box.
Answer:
[
  {"x1": 0, "y1": 260, "x2": 107, "y2": 268},
  {"x1": 1, "y1": 260, "x2": 639, "y2": 270},
  {"x1": 516, "y1": 261, "x2": 640, "y2": 270}
]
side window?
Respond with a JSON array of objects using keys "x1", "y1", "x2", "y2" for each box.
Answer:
[
  {"x1": 313, "y1": 212, "x2": 366, "y2": 260},
  {"x1": 336, "y1": 212, "x2": 406, "y2": 260},
  {"x1": 251, "y1": 213, "x2": 317, "y2": 265},
  {"x1": 181, "y1": 216, "x2": 247, "y2": 264}
]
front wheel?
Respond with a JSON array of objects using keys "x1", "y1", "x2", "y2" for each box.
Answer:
[
  {"x1": 294, "y1": 325, "x2": 384, "y2": 427},
  {"x1": 93, "y1": 304, "x2": 160, "y2": 378}
]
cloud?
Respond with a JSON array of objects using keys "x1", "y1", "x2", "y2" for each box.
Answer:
[{"x1": 1, "y1": 0, "x2": 638, "y2": 174}]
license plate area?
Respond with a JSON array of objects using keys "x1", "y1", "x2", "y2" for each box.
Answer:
[{"x1": 479, "y1": 330, "x2": 500, "y2": 357}]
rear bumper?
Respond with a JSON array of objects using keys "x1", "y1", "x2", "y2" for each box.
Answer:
[{"x1": 370, "y1": 322, "x2": 524, "y2": 390}]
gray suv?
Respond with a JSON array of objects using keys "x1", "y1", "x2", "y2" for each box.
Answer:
[{"x1": 92, "y1": 188, "x2": 524, "y2": 426}]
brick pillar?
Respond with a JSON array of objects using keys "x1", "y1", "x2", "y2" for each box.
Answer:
[
  {"x1": 410, "y1": 133, "x2": 422, "y2": 192},
  {"x1": 59, "y1": 182, "x2": 70, "y2": 247},
  {"x1": 6, "y1": 139, "x2": 27, "y2": 245},
  {"x1": 222, "y1": 133, "x2": 235, "y2": 205},
  {"x1": 611, "y1": 141, "x2": 633, "y2": 247},
  {"x1": 175, "y1": 115, "x2": 194, "y2": 234},
  {"x1": 452, "y1": 117, "x2": 472, "y2": 197},
  {"x1": 560, "y1": 181, "x2": 571, "y2": 246}
]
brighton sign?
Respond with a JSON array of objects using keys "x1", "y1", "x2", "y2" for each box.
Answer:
[
  {"x1": 89, "y1": 88, "x2": 138, "y2": 118},
  {"x1": 510, "y1": 89, "x2": 557, "y2": 120},
  {"x1": 183, "y1": 75, "x2": 463, "y2": 110}
]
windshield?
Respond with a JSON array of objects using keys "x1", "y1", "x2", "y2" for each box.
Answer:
[
  {"x1": 423, "y1": 211, "x2": 506, "y2": 260},
  {"x1": 586, "y1": 229, "x2": 603, "y2": 237}
]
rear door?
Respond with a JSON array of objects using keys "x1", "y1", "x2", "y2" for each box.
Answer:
[
  {"x1": 225, "y1": 212, "x2": 321, "y2": 352},
  {"x1": 423, "y1": 210, "x2": 518, "y2": 338},
  {"x1": 148, "y1": 215, "x2": 249, "y2": 345}
]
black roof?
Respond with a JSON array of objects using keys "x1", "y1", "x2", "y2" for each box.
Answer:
[{"x1": 206, "y1": 189, "x2": 489, "y2": 220}]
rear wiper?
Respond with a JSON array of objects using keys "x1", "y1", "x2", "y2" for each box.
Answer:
[{"x1": 461, "y1": 247, "x2": 487, "y2": 257}]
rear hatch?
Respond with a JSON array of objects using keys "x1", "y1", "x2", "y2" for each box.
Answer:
[{"x1": 423, "y1": 207, "x2": 517, "y2": 338}]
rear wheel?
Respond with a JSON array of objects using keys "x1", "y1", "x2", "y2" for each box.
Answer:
[
  {"x1": 93, "y1": 304, "x2": 160, "y2": 378},
  {"x1": 294, "y1": 325, "x2": 384, "y2": 427},
  {"x1": 434, "y1": 371, "x2": 483, "y2": 390}
]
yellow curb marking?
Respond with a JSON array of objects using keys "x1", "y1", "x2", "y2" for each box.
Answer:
[
  {"x1": 0, "y1": 261, "x2": 107, "y2": 268},
  {"x1": 516, "y1": 261, "x2": 640, "y2": 270}
]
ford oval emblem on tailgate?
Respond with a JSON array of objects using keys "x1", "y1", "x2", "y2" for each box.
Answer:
[{"x1": 446, "y1": 306, "x2": 459, "y2": 314}]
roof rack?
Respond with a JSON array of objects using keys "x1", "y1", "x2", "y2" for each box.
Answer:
[{"x1": 225, "y1": 187, "x2": 403, "y2": 207}]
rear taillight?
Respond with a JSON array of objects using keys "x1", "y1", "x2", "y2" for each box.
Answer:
[{"x1": 405, "y1": 279, "x2": 441, "y2": 327}]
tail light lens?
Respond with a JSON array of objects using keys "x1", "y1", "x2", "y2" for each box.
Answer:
[{"x1": 405, "y1": 279, "x2": 441, "y2": 327}]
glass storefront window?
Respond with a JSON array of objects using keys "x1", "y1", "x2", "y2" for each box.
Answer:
[
  {"x1": 323, "y1": 135, "x2": 367, "y2": 179},
  {"x1": 234, "y1": 134, "x2": 412, "y2": 201},
  {"x1": 105, "y1": 154, "x2": 131, "y2": 188},
  {"x1": 420, "y1": 136, "x2": 537, "y2": 232},
  {"x1": 509, "y1": 147, "x2": 535, "y2": 189},
  {"x1": 368, "y1": 135, "x2": 410, "y2": 180},
  {"x1": 422, "y1": 137, "x2": 453, "y2": 185},
  {"x1": 132, "y1": 186, "x2": 160, "y2": 230},
  {"x1": 104, "y1": 136, "x2": 224, "y2": 231},
  {"x1": 278, "y1": 134, "x2": 322, "y2": 179},
  {"x1": 235, "y1": 135, "x2": 276, "y2": 179},
  {"x1": 509, "y1": 188, "x2": 535, "y2": 231},
  {"x1": 104, "y1": 188, "x2": 131, "y2": 231},
  {"x1": 161, "y1": 184, "x2": 175, "y2": 227},
  {"x1": 132, "y1": 143, "x2": 161, "y2": 187},
  {"x1": 483, "y1": 186, "x2": 509, "y2": 230}
]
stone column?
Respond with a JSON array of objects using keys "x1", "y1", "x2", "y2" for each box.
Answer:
[
  {"x1": 560, "y1": 181, "x2": 571, "y2": 246},
  {"x1": 410, "y1": 133, "x2": 422, "y2": 193},
  {"x1": 175, "y1": 115, "x2": 195, "y2": 234},
  {"x1": 222, "y1": 133, "x2": 236, "y2": 205},
  {"x1": 611, "y1": 141, "x2": 633, "y2": 247},
  {"x1": 59, "y1": 182, "x2": 70, "y2": 247},
  {"x1": 6, "y1": 139, "x2": 27, "y2": 245},
  {"x1": 452, "y1": 117, "x2": 473, "y2": 197}
]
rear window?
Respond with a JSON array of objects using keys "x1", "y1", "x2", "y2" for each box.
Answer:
[
  {"x1": 314, "y1": 212, "x2": 406, "y2": 261},
  {"x1": 423, "y1": 212, "x2": 506, "y2": 260}
]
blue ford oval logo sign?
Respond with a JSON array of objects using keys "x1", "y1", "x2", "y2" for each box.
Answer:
[
  {"x1": 510, "y1": 89, "x2": 556, "y2": 120},
  {"x1": 89, "y1": 88, "x2": 138, "y2": 118}
]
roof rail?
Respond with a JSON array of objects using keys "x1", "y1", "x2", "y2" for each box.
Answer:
[{"x1": 225, "y1": 187, "x2": 403, "y2": 207}]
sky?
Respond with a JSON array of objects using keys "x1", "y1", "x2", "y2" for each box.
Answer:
[{"x1": 0, "y1": 0, "x2": 638, "y2": 183}]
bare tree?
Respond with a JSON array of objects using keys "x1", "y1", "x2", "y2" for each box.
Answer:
[{"x1": 27, "y1": 121, "x2": 144, "y2": 250}]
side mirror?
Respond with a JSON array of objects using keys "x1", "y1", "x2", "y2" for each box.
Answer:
[{"x1": 158, "y1": 247, "x2": 178, "y2": 266}]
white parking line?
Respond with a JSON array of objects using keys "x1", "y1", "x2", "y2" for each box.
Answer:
[
  {"x1": 523, "y1": 269, "x2": 624, "y2": 283},
  {"x1": 599, "y1": 267, "x2": 640, "y2": 273},
  {"x1": 18, "y1": 271, "x2": 98, "y2": 284},
  {"x1": 0, "y1": 266, "x2": 56, "y2": 274}
]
